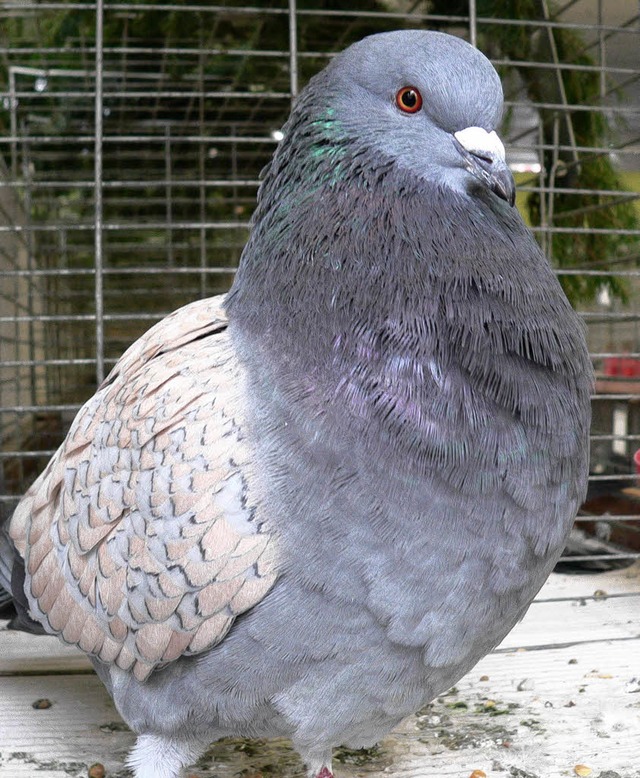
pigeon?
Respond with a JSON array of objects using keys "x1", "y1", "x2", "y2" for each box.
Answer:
[{"x1": 0, "y1": 29, "x2": 592, "y2": 778}]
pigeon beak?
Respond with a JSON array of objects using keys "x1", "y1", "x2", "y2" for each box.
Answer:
[{"x1": 453, "y1": 126, "x2": 516, "y2": 207}]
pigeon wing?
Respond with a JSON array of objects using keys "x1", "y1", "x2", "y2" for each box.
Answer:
[{"x1": 10, "y1": 296, "x2": 277, "y2": 681}]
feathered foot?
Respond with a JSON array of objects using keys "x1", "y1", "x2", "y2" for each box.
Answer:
[{"x1": 127, "y1": 733, "x2": 207, "y2": 778}]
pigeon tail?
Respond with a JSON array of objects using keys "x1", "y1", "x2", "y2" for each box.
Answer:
[
  {"x1": 0, "y1": 521, "x2": 14, "y2": 594},
  {"x1": 0, "y1": 523, "x2": 47, "y2": 634}
]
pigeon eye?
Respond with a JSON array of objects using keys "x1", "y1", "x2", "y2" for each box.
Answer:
[{"x1": 396, "y1": 86, "x2": 423, "y2": 114}]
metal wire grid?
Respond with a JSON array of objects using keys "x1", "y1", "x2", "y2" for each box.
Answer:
[{"x1": 0, "y1": 1, "x2": 638, "y2": 570}]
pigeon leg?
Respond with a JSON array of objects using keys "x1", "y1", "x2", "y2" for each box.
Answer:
[
  {"x1": 306, "y1": 761, "x2": 334, "y2": 778},
  {"x1": 302, "y1": 750, "x2": 334, "y2": 778},
  {"x1": 126, "y1": 733, "x2": 207, "y2": 778}
]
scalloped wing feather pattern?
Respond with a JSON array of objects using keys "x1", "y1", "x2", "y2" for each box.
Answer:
[{"x1": 9, "y1": 296, "x2": 277, "y2": 681}]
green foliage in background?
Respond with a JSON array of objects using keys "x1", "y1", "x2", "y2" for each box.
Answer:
[{"x1": 434, "y1": 0, "x2": 638, "y2": 304}]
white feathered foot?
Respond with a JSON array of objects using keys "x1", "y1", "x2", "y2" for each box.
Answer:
[{"x1": 126, "y1": 733, "x2": 207, "y2": 778}]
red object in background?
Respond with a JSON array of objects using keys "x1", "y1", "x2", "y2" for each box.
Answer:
[
  {"x1": 604, "y1": 357, "x2": 640, "y2": 377},
  {"x1": 634, "y1": 450, "x2": 640, "y2": 475}
]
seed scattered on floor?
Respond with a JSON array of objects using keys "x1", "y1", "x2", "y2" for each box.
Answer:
[
  {"x1": 469, "y1": 771, "x2": 487, "y2": 778},
  {"x1": 31, "y1": 698, "x2": 52, "y2": 709},
  {"x1": 593, "y1": 589, "x2": 608, "y2": 600},
  {"x1": 88, "y1": 763, "x2": 105, "y2": 778},
  {"x1": 99, "y1": 720, "x2": 130, "y2": 732},
  {"x1": 479, "y1": 675, "x2": 490, "y2": 681},
  {"x1": 574, "y1": 765, "x2": 592, "y2": 777},
  {"x1": 624, "y1": 677, "x2": 640, "y2": 693},
  {"x1": 587, "y1": 670, "x2": 614, "y2": 679}
]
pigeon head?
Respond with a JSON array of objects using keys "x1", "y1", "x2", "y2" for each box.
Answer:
[
  {"x1": 314, "y1": 30, "x2": 515, "y2": 205},
  {"x1": 227, "y1": 30, "x2": 558, "y2": 369}
]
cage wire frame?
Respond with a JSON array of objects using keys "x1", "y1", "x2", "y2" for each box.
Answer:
[{"x1": 0, "y1": 0, "x2": 639, "y2": 576}]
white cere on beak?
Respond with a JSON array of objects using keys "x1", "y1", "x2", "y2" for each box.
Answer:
[{"x1": 454, "y1": 127, "x2": 506, "y2": 162}]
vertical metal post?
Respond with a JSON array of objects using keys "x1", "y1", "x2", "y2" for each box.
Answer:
[
  {"x1": 56, "y1": 228, "x2": 68, "y2": 397},
  {"x1": 231, "y1": 122, "x2": 238, "y2": 219},
  {"x1": 94, "y1": 0, "x2": 105, "y2": 384},
  {"x1": 198, "y1": 45, "x2": 207, "y2": 299},
  {"x1": 597, "y1": 0, "x2": 606, "y2": 101},
  {"x1": 20, "y1": 127, "x2": 37, "y2": 410},
  {"x1": 541, "y1": 0, "x2": 579, "y2": 170},
  {"x1": 165, "y1": 123, "x2": 174, "y2": 267},
  {"x1": 288, "y1": 0, "x2": 299, "y2": 99},
  {"x1": 10, "y1": 102, "x2": 21, "y2": 416},
  {"x1": 548, "y1": 115, "x2": 560, "y2": 235},
  {"x1": 9, "y1": 69, "x2": 18, "y2": 180},
  {"x1": 537, "y1": 121, "x2": 548, "y2": 257},
  {"x1": 469, "y1": 0, "x2": 477, "y2": 48}
]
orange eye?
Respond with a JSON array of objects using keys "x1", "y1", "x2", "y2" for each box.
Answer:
[{"x1": 396, "y1": 86, "x2": 423, "y2": 114}]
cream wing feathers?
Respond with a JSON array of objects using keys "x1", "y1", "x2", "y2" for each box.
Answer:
[{"x1": 10, "y1": 296, "x2": 277, "y2": 681}]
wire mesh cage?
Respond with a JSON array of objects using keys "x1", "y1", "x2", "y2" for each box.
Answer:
[
  {"x1": 0, "y1": 2, "x2": 639, "y2": 555},
  {"x1": 1, "y1": 3, "x2": 640, "y2": 776}
]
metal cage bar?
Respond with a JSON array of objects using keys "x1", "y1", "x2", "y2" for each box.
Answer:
[{"x1": 0, "y1": 0, "x2": 638, "y2": 558}]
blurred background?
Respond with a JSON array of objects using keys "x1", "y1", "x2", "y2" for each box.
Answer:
[{"x1": 0, "y1": 0, "x2": 639, "y2": 567}]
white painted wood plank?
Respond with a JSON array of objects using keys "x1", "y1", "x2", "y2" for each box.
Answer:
[
  {"x1": 499, "y1": 595, "x2": 639, "y2": 648},
  {"x1": 0, "y1": 624, "x2": 92, "y2": 675},
  {"x1": 534, "y1": 560, "x2": 640, "y2": 600},
  {"x1": 498, "y1": 562, "x2": 640, "y2": 650},
  {"x1": 0, "y1": 674, "x2": 132, "y2": 778}
]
